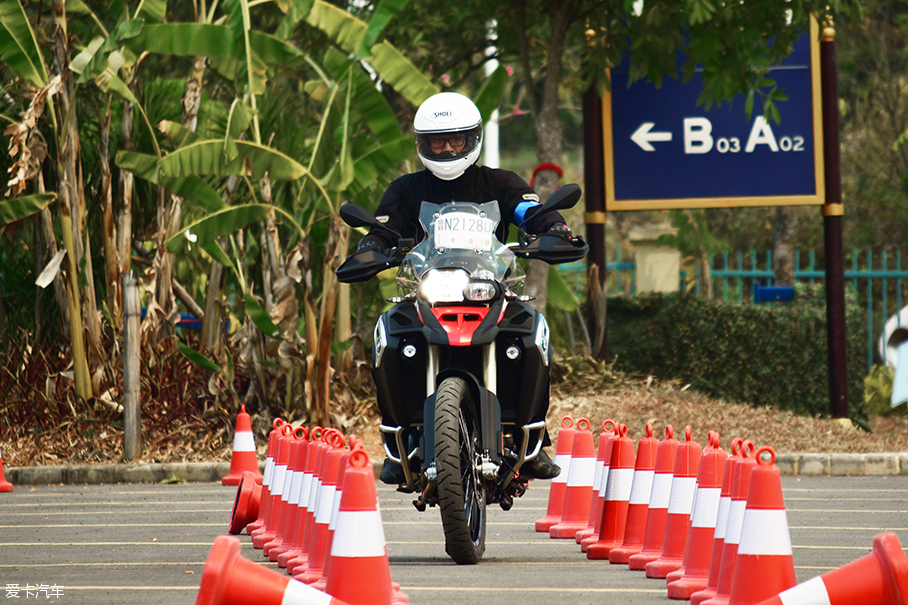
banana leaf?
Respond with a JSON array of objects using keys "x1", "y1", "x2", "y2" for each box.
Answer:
[
  {"x1": 158, "y1": 140, "x2": 306, "y2": 181},
  {"x1": 548, "y1": 263, "x2": 581, "y2": 312},
  {"x1": 244, "y1": 291, "x2": 282, "y2": 339},
  {"x1": 165, "y1": 204, "x2": 274, "y2": 252},
  {"x1": 368, "y1": 41, "x2": 438, "y2": 106},
  {"x1": 176, "y1": 341, "x2": 222, "y2": 373},
  {"x1": 306, "y1": 0, "x2": 366, "y2": 54},
  {"x1": 356, "y1": 0, "x2": 410, "y2": 59},
  {"x1": 0, "y1": 0, "x2": 48, "y2": 87},
  {"x1": 0, "y1": 193, "x2": 56, "y2": 226},
  {"x1": 116, "y1": 150, "x2": 226, "y2": 213},
  {"x1": 275, "y1": 0, "x2": 315, "y2": 39},
  {"x1": 475, "y1": 64, "x2": 510, "y2": 124}
]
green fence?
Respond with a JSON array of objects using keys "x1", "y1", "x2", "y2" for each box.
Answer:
[{"x1": 563, "y1": 247, "x2": 908, "y2": 372}]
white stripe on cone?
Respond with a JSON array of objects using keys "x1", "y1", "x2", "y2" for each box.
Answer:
[
  {"x1": 690, "y1": 487, "x2": 721, "y2": 528},
  {"x1": 667, "y1": 476, "x2": 698, "y2": 515},
  {"x1": 552, "y1": 454, "x2": 571, "y2": 485},
  {"x1": 316, "y1": 485, "x2": 336, "y2": 523},
  {"x1": 272, "y1": 465, "x2": 288, "y2": 497},
  {"x1": 714, "y1": 496, "x2": 731, "y2": 539},
  {"x1": 233, "y1": 431, "x2": 256, "y2": 452},
  {"x1": 737, "y1": 509, "x2": 792, "y2": 555},
  {"x1": 649, "y1": 473, "x2": 674, "y2": 509},
  {"x1": 777, "y1": 576, "x2": 831, "y2": 605},
  {"x1": 567, "y1": 457, "x2": 597, "y2": 488},
  {"x1": 629, "y1": 470, "x2": 655, "y2": 505},
  {"x1": 288, "y1": 470, "x2": 305, "y2": 506},
  {"x1": 597, "y1": 465, "x2": 612, "y2": 497},
  {"x1": 282, "y1": 578, "x2": 335, "y2": 605},
  {"x1": 724, "y1": 500, "x2": 748, "y2": 545},
  {"x1": 605, "y1": 467, "x2": 635, "y2": 501},
  {"x1": 263, "y1": 458, "x2": 275, "y2": 487},
  {"x1": 331, "y1": 510, "x2": 387, "y2": 558}
]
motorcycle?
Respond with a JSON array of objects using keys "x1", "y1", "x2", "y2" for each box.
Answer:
[{"x1": 335, "y1": 184, "x2": 589, "y2": 564}]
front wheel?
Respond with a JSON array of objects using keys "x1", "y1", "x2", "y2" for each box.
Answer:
[{"x1": 434, "y1": 377, "x2": 486, "y2": 564}]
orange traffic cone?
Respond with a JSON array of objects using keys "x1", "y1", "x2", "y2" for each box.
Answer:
[
  {"x1": 229, "y1": 471, "x2": 263, "y2": 535},
  {"x1": 246, "y1": 419, "x2": 287, "y2": 536},
  {"x1": 754, "y1": 533, "x2": 908, "y2": 605},
  {"x1": 535, "y1": 416, "x2": 575, "y2": 532},
  {"x1": 266, "y1": 428, "x2": 314, "y2": 561},
  {"x1": 580, "y1": 421, "x2": 620, "y2": 551},
  {"x1": 629, "y1": 425, "x2": 679, "y2": 571},
  {"x1": 222, "y1": 405, "x2": 263, "y2": 486},
  {"x1": 550, "y1": 418, "x2": 597, "y2": 538},
  {"x1": 311, "y1": 441, "x2": 356, "y2": 590},
  {"x1": 587, "y1": 423, "x2": 635, "y2": 559},
  {"x1": 690, "y1": 438, "x2": 745, "y2": 605},
  {"x1": 252, "y1": 424, "x2": 296, "y2": 549},
  {"x1": 295, "y1": 434, "x2": 345, "y2": 583},
  {"x1": 0, "y1": 446, "x2": 13, "y2": 492},
  {"x1": 196, "y1": 535, "x2": 349, "y2": 605},
  {"x1": 646, "y1": 426, "x2": 701, "y2": 579},
  {"x1": 576, "y1": 419, "x2": 617, "y2": 544},
  {"x1": 726, "y1": 446, "x2": 796, "y2": 605},
  {"x1": 608, "y1": 423, "x2": 659, "y2": 564},
  {"x1": 667, "y1": 431, "x2": 727, "y2": 599},
  {"x1": 699, "y1": 441, "x2": 758, "y2": 605},
  {"x1": 324, "y1": 449, "x2": 407, "y2": 605}
]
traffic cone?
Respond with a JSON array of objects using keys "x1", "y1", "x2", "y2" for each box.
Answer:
[
  {"x1": 576, "y1": 419, "x2": 617, "y2": 544},
  {"x1": 727, "y1": 446, "x2": 796, "y2": 605},
  {"x1": 587, "y1": 423, "x2": 636, "y2": 559},
  {"x1": 667, "y1": 431, "x2": 727, "y2": 599},
  {"x1": 286, "y1": 429, "x2": 330, "y2": 573},
  {"x1": 196, "y1": 535, "x2": 349, "y2": 605},
  {"x1": 550, "y1": 418, "x2": 597, "y2": 538},
  {"x1": 222, "y1": 405, "x2": 263, "y2": 486},
  {"x1": 295, "y1": 434, "x2": 346, "y2": 583},
  {"x1": 311, "y1": 442, "x2": 356, "y2": 591},
  {"x1": 646, "y1": 426, "x2": 701, "y2": 579},
  {"x1": 0, "y1": 446, "x2": 13, "y2": 492},
  {"x1": 608, "y1": 423, "x2": 659, "y2": 564},
  {"x1": 324, "y1": 448, "x2": 407, "y2": 605},
  {"x1": 535, "y1": 416, "x2": 575, "y2": 532},
  {"x1": 579, "y1": 422, "x2": 620, "y2": 552},
  {"x1": 246, "y1": 419, "x2": 287, "y2": 536},
  {"x1": 699, "y1": 441, "x2": 758, "y2": 605},
  {"x1": 690, "y1": 438, "x2": 745, "y2": 605},
  {"x1": 265, "y1": 427, "x2": 313, "y2": 560},
  {"x1": 629, "y1": 425, "x2": 679, "y2": 570},
  {"x1": 229, "y1": 471, "x2": 263, "y2": 535},
  {"x1": 252, "y1": 423, "x2": 296, "y2": 549},
  {"x1": 753, "y1": 533, "x2": 908, "y2": 605}
]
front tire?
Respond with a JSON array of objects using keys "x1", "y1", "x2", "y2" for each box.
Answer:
[{"x1": 434, "y1": 377, "x2": 486, "y2": 564}]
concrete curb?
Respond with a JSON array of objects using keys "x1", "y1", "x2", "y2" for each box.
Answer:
[{"x1": 4, "y1": 453, "x2": 908, "y2": 486}]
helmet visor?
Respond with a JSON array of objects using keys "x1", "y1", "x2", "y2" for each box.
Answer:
[{"x1": 415, "y1": 125, "x2": 482, "y2": 162}]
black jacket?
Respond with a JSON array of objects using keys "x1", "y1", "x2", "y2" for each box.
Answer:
[{"x1": 361, "y1": 165, "x2": 565, "y2": 250}]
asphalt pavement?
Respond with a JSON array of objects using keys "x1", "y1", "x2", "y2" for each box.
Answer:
[{"x1": 1, "y1": 475, "x2": 907, "y2": 605}]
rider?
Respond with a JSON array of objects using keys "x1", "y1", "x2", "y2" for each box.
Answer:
[{"x1": 358, "y1": 91, "x2": 572, "y2": 484}]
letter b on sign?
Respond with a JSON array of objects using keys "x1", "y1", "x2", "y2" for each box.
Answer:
[{"x1": 684, "y1": 118, "x2": 713, "y2": 154}]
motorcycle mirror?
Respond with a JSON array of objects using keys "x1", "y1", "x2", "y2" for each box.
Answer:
[
  {"x1": 339, "y1": 203, "x2": 380, "y2": 229},
  {"x1": 542, "y1": 183, "x2": 582, "y2": 212}
]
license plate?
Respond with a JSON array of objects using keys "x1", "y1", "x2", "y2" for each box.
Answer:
[{"x1": 434, "y1": 212, "x2": 494, "y2": 251}]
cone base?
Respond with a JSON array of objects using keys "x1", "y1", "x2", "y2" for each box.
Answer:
[
  {"x1": 628, "y1": 550, "x2": 661, "y2": 571},
  {"x1": 668, "y1": 575, "x2": 709, "y2": 600},
  {"x1": 0, "y1": 482, "x2": 12, "y2": 492},
  {"x1": 550, "y1": 521, "x2": 588, "y2": 539},
  {"x1": 576, "y1": 527, "x2": 594, "y2": 543},
  {"x1": 690, "y1": 587, "x2": 717, "y2": 605},
  {"x1": 587, "y1": 539, "x2": 622, "y2": 560},
  {"x1": 535, "y1": 515, "x2": 561, "y2": 532},
  {"x1": 646, "y1": 557, "x2": 683, "y2": 579},
  {"x1": 609, "y1": 544, "x2": 643, "y2": 564}
]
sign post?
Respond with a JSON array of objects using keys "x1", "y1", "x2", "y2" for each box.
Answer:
[{"x1": 595, "y1": 16, "x2": 848, "y2": 419}]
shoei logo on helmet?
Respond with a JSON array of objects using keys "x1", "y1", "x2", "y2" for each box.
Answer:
[{"x1": 433, "y1": 111, "x2": 452, "y2": 118}]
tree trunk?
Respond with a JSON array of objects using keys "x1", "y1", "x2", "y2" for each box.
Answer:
[
  {"x1": 117, "y1": 85, "x2": 134, "y2": 283},
  {"x1": 53, "y1": 0, "x2": 91, "y2": 399},
  {"x1": 312, "y1": 216, "x2": 347, "y2": 427},
  {"x1": 99, "y1": 103, "x2": 120, "y2": 329},
  {"x1": 772, "y1": 206, "x2": 798, "y2": 286}
]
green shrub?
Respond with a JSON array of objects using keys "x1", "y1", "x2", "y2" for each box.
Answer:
[{"x1": 606, "y1": 285, "x2": 867, "y2": 425}]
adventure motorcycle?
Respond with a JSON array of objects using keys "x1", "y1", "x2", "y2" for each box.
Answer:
[{"x1": 336, "y1": 184, "x2": 589, "y2": 564}]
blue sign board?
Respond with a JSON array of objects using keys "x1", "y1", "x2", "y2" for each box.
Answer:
[{"x1": 603, "y1": 19, "x2": 825, "y2": 210}]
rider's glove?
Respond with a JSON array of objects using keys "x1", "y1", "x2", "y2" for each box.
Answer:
[
  {"x1": 546, "y1": 223, "x2": 573, "y2": 240},
  {"x1": 357, "y1": 240, "x2": 384, "y2": 254}
]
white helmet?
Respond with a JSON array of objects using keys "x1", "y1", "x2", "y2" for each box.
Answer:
[{"x1": 413, "y1": 92, "x2": 483, "y2": 181}]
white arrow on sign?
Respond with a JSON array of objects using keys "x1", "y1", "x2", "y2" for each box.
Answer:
[{"x1": 631, "y1": 122, "x2": 672, "y2": 151}]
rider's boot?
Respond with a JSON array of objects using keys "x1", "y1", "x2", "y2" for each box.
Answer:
[
  {"x1": 379, "y1": 458, "x2": 406, "y2": 484},
  {"x1": 522, "y1": 449, "x2": 561, "y2": 480}
]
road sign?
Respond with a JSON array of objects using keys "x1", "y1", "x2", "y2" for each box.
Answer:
[{"x1": 603, "y1": 19, "x2": 824, "y2": 211}]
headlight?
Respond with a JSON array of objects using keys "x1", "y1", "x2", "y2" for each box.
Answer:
[
  {"x1": 464, "y1": 280, "x2": 497, "y2": 302},
  {"x1": 418, "y1": 269, "x2": 468, "y2": 304}
]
